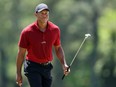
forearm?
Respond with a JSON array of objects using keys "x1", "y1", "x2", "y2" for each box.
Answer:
[
  {"x1": 55, "y1": 46, "x2": 67, "y2": 66},
  {"x1": 55, "y1": 46, "x2": 70, "y2": 76},
  {"x1": 16, "y1": 55, "x2": 24, "y2": 75},
  {"x1": 16, "y1": 47, "x2": 26, "y2": 75}
]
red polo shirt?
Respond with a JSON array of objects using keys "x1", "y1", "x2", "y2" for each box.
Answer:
[{"x1": 18, "y1": 21, "x2": 61, "y2": 63}]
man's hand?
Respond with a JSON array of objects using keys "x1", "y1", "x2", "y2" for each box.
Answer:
[
  {"x1": 16, "y1": 74, "x2": 22, "y2": 87},
  {"x1": 63, "y1": 64, "x2": 70, "y2": 76}
]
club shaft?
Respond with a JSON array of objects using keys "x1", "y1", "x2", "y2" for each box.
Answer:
[
  {"x1": 62, "y1": 36, "x2": 89, "y2": 80},
  {"x1": 69, "y1": 37, "x2": 87, "y2": 66}
]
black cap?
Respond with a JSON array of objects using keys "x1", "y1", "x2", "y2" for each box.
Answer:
[{"x1": 35, "y1": 3, "x2": 49, "y2": 13}]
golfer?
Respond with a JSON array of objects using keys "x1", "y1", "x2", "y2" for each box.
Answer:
[{"x1": 16, "y1": 3, "x2": 70, "y2": 87}]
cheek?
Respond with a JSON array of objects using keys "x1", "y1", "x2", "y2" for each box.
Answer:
[{"x1": 36, "y1": 15, "x2": 42, "y2": 19}]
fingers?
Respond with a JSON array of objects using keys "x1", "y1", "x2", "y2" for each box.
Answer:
[
  {"x1": 64, "y1": 67, "x2": 70, "y2": 76},
  {"x1": 63, "y1": 65, "x2": 70, "y2": 76},
  {"x1": 16, "y1": 74, "x2": 22, "y2": 87},
  {"x1": 16, "y1": 81, "x2": 22, "y2": 87}
]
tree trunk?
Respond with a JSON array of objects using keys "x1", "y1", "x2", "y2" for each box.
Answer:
[
  {"x1": 89, "y1": 10, "x2": 100, "y2": 87},
  {"x1": 0, "y1": 48, "x2": 8, "y2": 87}
]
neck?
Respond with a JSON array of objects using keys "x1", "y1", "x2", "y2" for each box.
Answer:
[
  {"x1": 38, "y1": 20, "x2": 48, "y2": 29},
  {"x1": 37, "y1": 21, "x2": 48, "y2": 32}
]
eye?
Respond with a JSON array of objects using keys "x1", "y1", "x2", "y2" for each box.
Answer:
[{"x1": 41, "y1": 12, "x2": 49, "y2": 15}]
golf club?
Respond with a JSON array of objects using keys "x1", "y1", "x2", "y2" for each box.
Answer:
[{"x1": 62, "y1": 34, "x2": 91, "y2": 80}]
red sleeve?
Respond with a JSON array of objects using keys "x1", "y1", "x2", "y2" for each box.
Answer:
[{"x1": 18, "y1": 29, "x2": 29, "y2": 49}]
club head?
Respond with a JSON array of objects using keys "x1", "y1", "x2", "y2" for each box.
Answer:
[{"x1": 85, "y1": 34, "x2": 91, "y2": 38}]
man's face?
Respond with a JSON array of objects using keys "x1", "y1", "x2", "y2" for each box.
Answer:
[{"x1": 36, "y1": 9, "x2": 49, "y2": 23}]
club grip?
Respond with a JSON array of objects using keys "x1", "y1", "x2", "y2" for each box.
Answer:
[{"x1": 62, "y1": 74, "x2": 65, "y2": 80}]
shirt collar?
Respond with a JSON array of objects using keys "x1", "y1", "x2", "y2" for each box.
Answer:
[{"x1": 34, "y1": 20, "x2": 50, "y2": 32}]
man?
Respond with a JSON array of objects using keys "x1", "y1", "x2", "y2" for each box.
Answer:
[{"x1": 16, "y1": 3, "x2": 70, "y2": 87}]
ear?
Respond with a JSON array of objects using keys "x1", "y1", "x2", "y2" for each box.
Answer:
[{"x1": 34, "y1": 12, "x2": 37, "y2": 17}]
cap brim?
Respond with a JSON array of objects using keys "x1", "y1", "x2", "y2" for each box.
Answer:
[{"x1": 37, "y1": 8, "x2": 49, "y2": 13}]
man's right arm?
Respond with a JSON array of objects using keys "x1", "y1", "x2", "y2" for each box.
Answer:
[{"x1": 16, "y1": 47, "x2": 26, "y2": 86}]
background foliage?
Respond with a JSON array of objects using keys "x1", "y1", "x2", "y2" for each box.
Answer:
[{"x1": 0, "y1": 0, "x2": 116, "y2": 87}]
